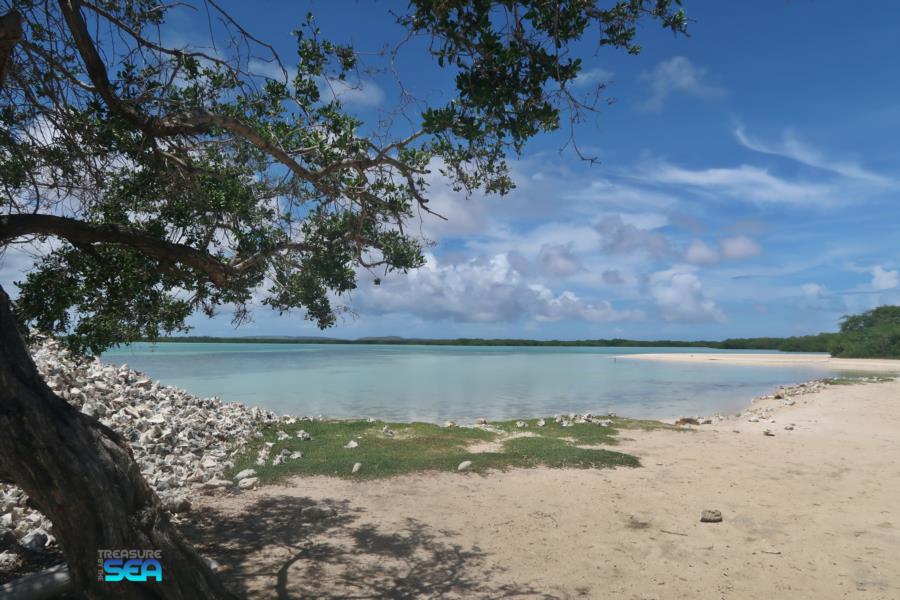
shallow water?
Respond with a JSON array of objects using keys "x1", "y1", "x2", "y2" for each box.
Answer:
[{"x1": 100, "y1": 343, "x2": 864, "y2": 422}]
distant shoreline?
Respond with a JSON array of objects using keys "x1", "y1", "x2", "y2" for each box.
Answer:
[
  {"x1": 139, "y1": 335, "x2": 826, "y2": 351},
  {"x1": 622, "y1": 352, "x2": 900, "y2": 372}
]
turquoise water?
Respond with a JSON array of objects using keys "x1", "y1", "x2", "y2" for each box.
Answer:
[{"x1": 100, "y1": 343, "x2": 859, "y2": 422}]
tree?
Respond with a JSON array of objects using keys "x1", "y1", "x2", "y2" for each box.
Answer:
[
  {"x1": 830, "y1": 305, "x2": 900, "y2": 358},
  {"x1": 0, "y1": 1, "x2": 686, "y2": 597}
]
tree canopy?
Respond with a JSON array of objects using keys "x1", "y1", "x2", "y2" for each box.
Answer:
[
  {"x1": 831, "y1": 305, "x2": 900, "y2": 358},
  {"x1": 0, "y1": 0, "x2": 686, "y2": 354}
]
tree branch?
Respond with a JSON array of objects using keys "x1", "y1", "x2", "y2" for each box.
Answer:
[
  {"x1": 0, "y1": 10, "x2": 23, "y2": 87},
  {"x1": 57, "y1": 0, "x2": 426, "y2": 204},
  {"x1": 0, "y1": 214, "x2": 233, "y2": 286}
]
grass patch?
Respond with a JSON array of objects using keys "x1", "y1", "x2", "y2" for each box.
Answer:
[
  {"x1": 229, "y1": 417, "x2": 643, "y2": 482},
  {"x1": 820, "y1": 375, "x2": 895, "y2": 386}
]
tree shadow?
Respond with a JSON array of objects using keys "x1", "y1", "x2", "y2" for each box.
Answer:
[{"x1": 182, "y1": 494, "x2": 558, "y2": 599}]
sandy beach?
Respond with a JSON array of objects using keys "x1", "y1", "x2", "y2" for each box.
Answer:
[
  {"x1": 621, "y1": 352, "x2": 900, "y2": 372},
  {"x1": 182, "y1": 355, "x2": 900, "y2": 599}
]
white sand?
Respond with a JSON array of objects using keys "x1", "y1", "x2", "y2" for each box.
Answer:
[
  {"x1": 195, "y1": 376, "x2": 900, "y2": 599},
  {"x1": 621, "y1": 352, "x2": 900, "y2": 372}
]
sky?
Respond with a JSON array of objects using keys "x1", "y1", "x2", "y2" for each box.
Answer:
[{"x1": 3, "y1": 0, "x2": 899, "y2": 340}]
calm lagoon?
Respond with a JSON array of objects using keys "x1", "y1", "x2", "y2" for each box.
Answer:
[{"x1": 102, "y1": 343, "x2": 856, "y2": 422}]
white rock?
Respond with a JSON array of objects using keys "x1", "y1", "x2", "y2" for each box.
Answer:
[
  {"x1": 457, "y1": 460, "x2": 472, "y2": 472},
  {"x1": 344, "y1": 440, "x2": 359, "y2": 449},
  {"x1": 0, "y1": 550, "x2": 22, "y2": 570},
  {"x1": 234, "y1": 469, "x2": 257, "y2": 481},
  {"x1": 352, "y1": 462, "x2": 362, "y2": 474},
  {"x1": 7, "y1": 336, "x2": 287, "y2": 553},
  {"x1": 301, "y1": 505, "x2": 335, "y2": 520},
  {"x1": 516, "y1": 421, "x2": 527, "y2": 428},
  {"x1": 238, "y1": 477, "x2": 259, "y2": 490},
  {"x1": 536, "y1": 418, "x2": 546, "y2": 427},
  {"x1": 296, "y1": 430, "x2": 312, "y2": 441},
  {"x1": 20, "y1": 528, "x2": 49, "y2": 552},
  {"x1": 202, "y1": 478, "x2": 233, "y2": 489}
]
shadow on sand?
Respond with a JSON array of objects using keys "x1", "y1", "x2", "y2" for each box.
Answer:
[{"x1": 182, "y1": 494, "x2": 558, "y2": 599}]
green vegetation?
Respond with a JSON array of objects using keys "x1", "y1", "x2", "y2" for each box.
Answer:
[
  {"x1": 150, "y1": 306, "x2": 900, "y2": 359},
  {"x1": 819, "y1": 375, "x2": 895, "y2": 386},
  {"x1": 229, "y1": 417, "x2": 661, "y2": 481},
  {"x1": 830, "y1": 306, "x2": 900, "y2": 358},
  {"x1": 152, "y1": 335, "x2": 720, "y2": 347}
]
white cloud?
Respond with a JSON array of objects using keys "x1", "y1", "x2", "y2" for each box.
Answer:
[
  {"x1": 720, "y1": 235, "x2": 762, "y2": 260},
  {"x1": 0, "y1": 240, "x2": 61, "y2": 297},
  {"x1": 573, "y1": 68, "x2": 614, "y2": 88},
  {"x1": 802, "y1": 283, "x2": 826, "y2": 299},
  {"x1": 637, "y1": 56, "x2": 725, "y2": 112},
  {"x1": 649, "y1": 162, "x2": 832, "y2": 205},
  {"x1": 322, "y1": 78, "x2": 385, "y2": 108},
  {"x1": 683, "y1": 240, "x2": 718, "y2": 265},
  {"x1": 248, "y1": 60, "x2": 385, "y2": 108},
  {"x1": 649, "y1": 267, "x2": 725, "y2": 323},
  {"x1": 594, "y1": 214, "x2": 671, "y2": 257},
  {"x1": 566, "y1": 178, "x2": 677, "y2": 211},
  {"x1": 536, "y1": 244, "x2": 584, "y2": 277},
  {"x1": 602, "y1": 269, "x2": 625, "y2": 285},
  {"x1": 363, "y1": 253, "x2": 641, "y2": 323},
  {"x1": 735, "y1": 127, "x2": 892, "y2": 186},
  {"x1": 871, "y1": 265, "x2": 899, "y2": 290},
  {"x1": 683, "y1": 235, "x2": 763, "y2": 266}
]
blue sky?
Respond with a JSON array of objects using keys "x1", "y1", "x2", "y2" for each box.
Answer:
[{"x1": 3, "y1": 1, "x2": 900, "y2": 340}]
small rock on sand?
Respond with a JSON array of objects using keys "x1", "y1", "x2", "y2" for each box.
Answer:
[
  {"x1": 238, "y1": 477, "x2": 259, "y2": 490},
  {"x1": 234, "y1": 468, "x2": 257, "y2": 481},
  {"x1": 457, "y1": 460, "x2": 473, "y2": 472},
  {"x1": 700, "y1": 509, "x2": 723, "y2": 523},
  {"x1": 301, "y1": 505, "x2": 335, "y2": 520},
  {"x1": 203, "y1": 478, "x2": 233, "y2": 489},
  {"x1": 764, "y1": 429, "x2": 776, "y2": 436}
]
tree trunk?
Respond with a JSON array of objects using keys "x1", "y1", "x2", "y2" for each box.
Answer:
[{"x1": 0, "y1": 284, "x2": 238, "y2": 599}]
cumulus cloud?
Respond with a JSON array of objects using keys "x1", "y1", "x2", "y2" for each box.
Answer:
[
  {"x1": 683, "y1": 240, "x2": 719, "y2": 265},
  {"x1": 871, "y1": 265, "x2": 899, "y2": 290},
  {"x1": 363, "y1": 253, "x2": 642, "y2": 324},
  {"x1": 683, "y1": 235, "x2": 762, "y2": 266},
  {"x1": 720, "y1": 235, "x2": 762, "y2": 260},
  {"x1": 802, "y1": 283, "x2": 827, "y2": 299},
  {"x1": 536, "y1": 243, "x2": 584, "y2": 277},
  {"x1": 637, "y1": 56, "x2": 725, "y2": 112},
  {"x1": 648, "y1": 267, "x2": 725, "y2": 323},
  {"x1": 572, "y1": 67, "x2": 614, "y2": 88},
  {"x1": 602, "y1": 269, "x2": 625, "y2": 285},
  {"x1": 322, "y1": 77, "x2": 385, "y2": 108},
  {"x1": 594, "y1": 214, "x2": 670, "y2": 257},
  {"x1": 735, "y1": 127, "x2": 892, "y2": 186}
]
